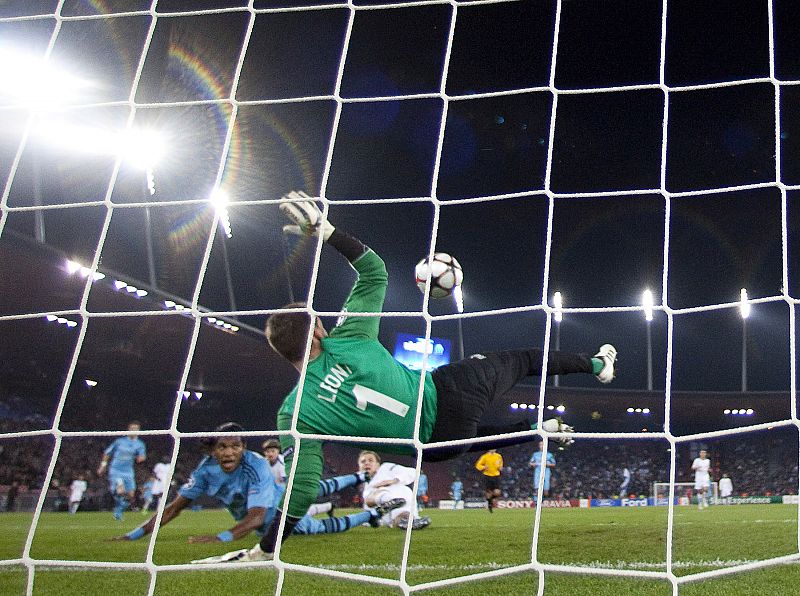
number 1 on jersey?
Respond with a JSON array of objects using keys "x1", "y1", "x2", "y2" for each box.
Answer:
[{"x1": 352, "y1": 384, "x2": 410, "y2": 417}]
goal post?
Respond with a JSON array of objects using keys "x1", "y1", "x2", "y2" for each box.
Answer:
[{"x1": 653, "y1": 482, "x2": 719, "y2": 505}]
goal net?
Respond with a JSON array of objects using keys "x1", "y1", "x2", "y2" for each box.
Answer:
[
  {"x1": 0, "y1": 0, "x2": 798, "y2": 595},
  {"x1": 653, "y1": 482, "x2": 719, "y2": 506}
]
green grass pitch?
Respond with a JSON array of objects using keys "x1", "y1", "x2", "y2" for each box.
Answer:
[{"x1": 1, "y1": 505, "x2": 799, "y2": 595}]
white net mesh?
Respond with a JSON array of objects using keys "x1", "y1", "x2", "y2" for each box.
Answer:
[{"x1": 1, "y1": 0, "x2": 798, "y2": 594}]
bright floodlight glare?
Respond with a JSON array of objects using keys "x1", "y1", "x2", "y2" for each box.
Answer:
[
  {"x1": 45, "y1": 314, "x2": 57, "y2": 322},
  {"x1": 510, "y1": 403, "x2": 518, "y2": 410},
  {"x1": 642, "y1": 408, "x2": 650, "y2": 414},
  {"x1": 556, "y1": 405, "x2": 566, "y2": 413},
  {"x1": 519, "y1": 403, "x2": 528, "y2": 410},
  {"x1": 724, "y1": 409, "x2": 731, "y2": 414},
  {"x1": 34, "y1": 121, "x2": 165, "y2": 168},
  {"x1": 739, "y1": 288, "x2": 751, "y2": 319},
  {"x1": 0, "y1": 47, "x2": 91, "y2": 105},
  {"x1": 627, "y1": 407, "x2": 634, "y2": 413},
  {"x1": 85, "y1": 379, "x2": 98, "y2": 387},
  {"x1": 66, "y1": 260, "x2": 81, "y2": 274},
  {"x1": 210, "y1": 188, "x2": 229, "y2": 210},
  {"x1": 210, "y1": 188, "x2": 233, "y2": 238},
  {"x1": 553, "y1": 291, "x2": 563, "y2": 323},
  {"x1": 453, "y1": 285, "x2": 464, "y2": 313},
  {"x1": 121, "y1": 129, "x2": 165, "y2": 170},
  {"x1": 642, "y1": 289, "x2": 654, "y2": 321}
]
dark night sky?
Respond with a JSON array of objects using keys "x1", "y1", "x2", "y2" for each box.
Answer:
[{"x1": 1, "y1": 0, "x2": 800, "y2": 434}]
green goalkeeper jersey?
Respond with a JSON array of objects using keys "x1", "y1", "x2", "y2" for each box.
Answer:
[{"x1": 276, "y1": 249, "x2": 438, "y2": 517}]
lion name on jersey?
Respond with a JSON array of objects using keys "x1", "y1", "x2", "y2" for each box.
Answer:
[{"x1": 317, "y1": 363, "x2": 353, "y2": 403}]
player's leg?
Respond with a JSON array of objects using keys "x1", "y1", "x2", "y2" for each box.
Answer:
[
  {"x1": 68, "y1": 500, "x2": 78, "y2": 514},
  {"x1": 110, "y1": 476, "x2": 126, "y2": 520},
  {"x1": 425, "y1": 347, "x2": 615, "y2": 461},
  {"x1": 317, "y1": 472, "x2": 366, "y2": 498}
]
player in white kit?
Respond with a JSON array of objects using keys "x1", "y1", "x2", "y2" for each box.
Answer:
[
  {"x1": 69, "y1": 475, "x2": 88, "y2": 514},
  {"x1": 358, "y1": 451, "x2": 430, "y2": 530},
  {"x1": 151, "y1": 458, "x2": 171, "y2": 509},
  {"x1": 692, "y1": 449, "x2": 711, "y2": 509}
]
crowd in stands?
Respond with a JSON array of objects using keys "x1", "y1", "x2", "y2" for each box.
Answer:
[
  {"x1": 454, "y1": 433, "x2": 799, "y2": 501},
  {"x1": 2, "y1": 397, "x2": 799, "y2": 509}
]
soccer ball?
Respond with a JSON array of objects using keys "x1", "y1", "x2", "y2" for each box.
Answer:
[{"x1": 415, "y1": 253, "x2": 463, "y2": 299}]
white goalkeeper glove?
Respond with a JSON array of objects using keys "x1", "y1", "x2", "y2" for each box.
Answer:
[
  {"x1": 279, "y1": 190, "x2": 334, "y2": 241},
  {"x1": 541, "y1": 418, "x2": 575, "y2": 446},
  {"x1": 190, "y1": 544, "x2": 272, "y2": 565}
]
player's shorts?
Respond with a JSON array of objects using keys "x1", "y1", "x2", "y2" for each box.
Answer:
[
  {"x1": 484, "y1": 475, "x2": 501, "y2": 491},
  {"x1": 694, "y1": 475, "x2": 709, "y2": 490},
  {"x1": 365, "y1": 484, "x2": 415, "y2": 526},
  {"x1": 426, "y1": 350, "x2": 593, "y2": 461},
  {"x1": 109, "y1": 472, "x2": 135, "y2": 493},
  {"x1": 452, "y1": 492, "x2": 462, "y2": 501},
  {"x1": 533, "y1": 471, "x2": 551, "y2": 491}
]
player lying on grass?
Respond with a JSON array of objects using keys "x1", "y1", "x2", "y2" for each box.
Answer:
[
  {"x1": 114, "y1": 423, "x2": 404, "y2": 545},
  {"x1": 358, "y1": 450, "x2": 430, "y2": 530},
  {"x1": 205, "y1": 191, "x2": 616, "y2": 563}
]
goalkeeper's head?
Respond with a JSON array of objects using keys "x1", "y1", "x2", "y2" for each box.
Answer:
[
  {"x1": 265, "y1": 302, "x2": 327, "y2": 368},
  {"x1": 202, "y1": 422, "x2": 246, "y2": 473}
]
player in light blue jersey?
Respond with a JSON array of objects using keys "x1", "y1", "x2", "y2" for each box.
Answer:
[
  {"x1": 97, "y1": 421, "x2": 146, "y2": 520},
  {"x1": 417, "y1": 472, "x2": 429, "y2": 509},
  {"x1": 529, "y1": 440, "x2": 556, "y2": 499},
  {"x1": 116, "y1": 423, "x2": 404, "y2": 545},
  {"x1": 450, "y1": 478, "x2": 463, "y2": 510}
]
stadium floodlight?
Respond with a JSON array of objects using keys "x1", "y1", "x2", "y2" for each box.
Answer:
[
  {"x1": 519, "y1": 403, "x2": 528, "y2": 410},
  {"x1": 210, "y1": 188, "x2": 233, "y2": 238},
  {"x1": 453, "y1": 285, "x2": 464, "y2": 314},
  {"x1": 510, "y1": 403, "x2": 518, "y2": 410},
  {"x1": 635, "y1": 408, "x2": 642, "y2": 413},
  {"x1": 556, "y1": 405, "x2": 566, "y2": 413},
  {"x1": 746, "y1": 408, "x2": 754, "y2": 415},
  {"x1": 164, "y1": 300, "x2": 176, "y2": 308},
  {"x1": 65, "y1": 320, "x2": 77, "y2": 328},
  {"x1": 553, "y1": 291, "x2": 563, "y2": 323},
  {"x1": 85, "y1": 379, "x2": 97, "y2": 387},
  {"x1": 135, "y1": 289, "x2": 147, "y2": 297},
  {"x1": 642, "y1": 289, "x2": 654, "y2": 322},
  {"x1": 45, "y1": 314, "x2": 57, "y2": 322},
  {"x1": 642, "y1": 408, "x2": 650, "y2": 414},
  {"x1": 627, "y1": 407, "x2": 634, "y2": 413},
  {"x1": 113, "y1": 280, "x2": 127, "y2": 290},
  {"x1": 195, "y1": 392, "x2": 203, "y2": 400},
  {"x1": 546, "y1": 405, "x2": 555, "y2": 410},
  {"x1": 34, "y1": 120, "x2": 166, "y2": 170},
  {"x1": 724, "y1": 409, "x2": 731, "y2": 414},
  {"x1": 739, "y1": 288, "x2": 751, "y2": 319},
  {"x1": 66, "y1": 259, "x2": 81, "y2": 274},
  {"x1": 0, "y1": 47, "x2": 92, "y2": 106}
]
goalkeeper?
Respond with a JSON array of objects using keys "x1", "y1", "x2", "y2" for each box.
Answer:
[{"x1": 207, "y1": 191, "x2": 616, "y2": 563}]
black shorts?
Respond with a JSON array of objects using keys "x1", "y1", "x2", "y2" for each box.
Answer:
[
  {"x1": 484, "y1": 475, "x2": 501, "y2": 491},
  {"x1": 423, "y1": 349, "x2": 592, "y2": 462}
]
